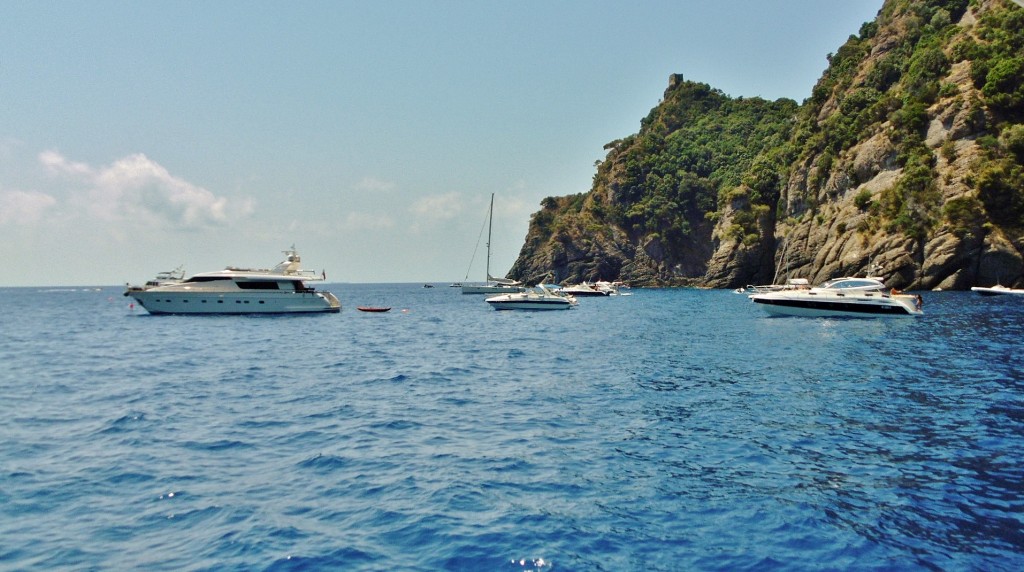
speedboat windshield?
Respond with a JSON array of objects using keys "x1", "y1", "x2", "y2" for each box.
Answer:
[{"x1": 821, "y1": 278, "x2": 885, "y2": 290}]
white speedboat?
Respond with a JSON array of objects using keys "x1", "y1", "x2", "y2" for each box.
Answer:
[
  {"x1": 594, "y1": 280, "x2": 631, "y2": 295},
  {"x1": 125, "y1": 247, "x2": 341, "y2": 315},
  {"x1": 971, "y1": 285, "x2": 1024, "y2": 296},
  {"x1": 560, "y1": 282, "x2": 610, "y2": 297},
  {"x1": 750, "y1": 277, "x2": 922, "y2": 317},
  {"x1": 486, "y1": 284, "x2": 577, "y2": 310}
]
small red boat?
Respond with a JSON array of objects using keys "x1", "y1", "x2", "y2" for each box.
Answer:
[{"x1": 356, "y1": 306, "x2": 391, "y2": 312}]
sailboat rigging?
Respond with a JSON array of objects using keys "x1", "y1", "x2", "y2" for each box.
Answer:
[{"x1": 460, "y1": 193, "x2": 526, "y2": 295}]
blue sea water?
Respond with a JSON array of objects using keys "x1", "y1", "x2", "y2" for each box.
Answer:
[{"x1": 1, "y1": 284, "x2": 1023, "y2": 571}]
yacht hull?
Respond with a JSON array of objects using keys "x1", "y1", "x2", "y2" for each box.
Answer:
[
  {"x1": 486, "y1": 299, "x2": 573, "y2": 310},
  {"x1": 752, "y1": 294, "x2": 920, "y2": 317},
  {"x1": 560, "y1": 289, "x2": 609, "y2": 297},
  {"x1": 128, "y1": 291, "x2": 341, "y2": 315}
]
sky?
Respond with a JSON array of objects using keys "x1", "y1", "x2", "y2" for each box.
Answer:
[{"x1": 0, "y1": 0, "x2": 884, "y2": 286}]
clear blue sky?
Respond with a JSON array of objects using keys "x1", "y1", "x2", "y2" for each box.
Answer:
[{"x1": 0, "y1": 0, "x2": 883, "y2": 286}]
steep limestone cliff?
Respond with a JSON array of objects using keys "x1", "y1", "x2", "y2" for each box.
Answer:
[{"x1": 509, "y1": 0, "x2": 1024, "y2": 289}]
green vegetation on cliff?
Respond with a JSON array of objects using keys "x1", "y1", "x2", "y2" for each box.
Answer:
[
  {"x1": 791, "y1": 0, "x2": 1024, "y2": 240},
  {"x1": 514, "y1": 79, "x2": 801, "y2": 285},
  {"x1": 598, "y1": 80, "x2": 798, "y2": 248},
  {"x1": 512, "y1": 0, "x2": 1024, "y2": 288}
]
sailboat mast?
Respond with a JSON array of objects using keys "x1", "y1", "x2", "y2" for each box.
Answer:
[{"x1": 485, "y1": 193, "x2": 494, "y2": 281}]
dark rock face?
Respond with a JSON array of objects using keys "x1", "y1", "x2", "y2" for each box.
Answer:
[{"x1": 510, "y1": 0, "x2": 1024, "y2": 290}]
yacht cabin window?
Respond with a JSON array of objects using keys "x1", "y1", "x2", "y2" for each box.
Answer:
[
  {"x1": 236, "y1": 281, "x2": 281, "y2": 290},
  {"x1": 823, "y1": 279, "x2": 883, "y2": 290}
]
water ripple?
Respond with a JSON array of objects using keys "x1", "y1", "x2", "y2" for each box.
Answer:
[{"x1": 1, "y1": 286, "x2": 1023, "y2": 570}]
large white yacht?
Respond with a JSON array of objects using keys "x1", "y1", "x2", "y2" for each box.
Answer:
[
  {"x1": 749, "y1": 276, "x2": 922, "y2": 318},
  {"x1": 125, "y1": 247, "x2": 341, "y2": 315}
]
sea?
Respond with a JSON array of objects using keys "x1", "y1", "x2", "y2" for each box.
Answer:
[{"x1": 1, "y1": 283, "x2": 1022, "y2": 571}]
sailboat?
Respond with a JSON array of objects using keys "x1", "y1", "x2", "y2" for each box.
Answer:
[{"x1": 461, "y1": 193, "x2": 526, "y2": 295}]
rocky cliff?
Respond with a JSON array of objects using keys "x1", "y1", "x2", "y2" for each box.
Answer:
[{"x1": 509, "y1": 0, "x2": 1024, "y2": 289}]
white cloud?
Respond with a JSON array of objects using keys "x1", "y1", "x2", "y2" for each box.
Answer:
[
  {"x1": 343, "y1": 211, "x2": 395, "y2": 231},
  {"x1": 495, "y1": 193, "x2": 531, "y2": 219},
  {"x1": 39, "y1": 150, "x2": 91, "y2": 176},
  {"x1": 39, "y1": 151, "x2": 251, "y2": 229},
  {"x1": 355, "y1": 177, "x2": 397, "y2": 193},
  {"x1": 0, "y1": 188, "x2": 57, "y2": 224},
  {"x1": 409, "y1": 192, "x2": 463, "y2": 221}
]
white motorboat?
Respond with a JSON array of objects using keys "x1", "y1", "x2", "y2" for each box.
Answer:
[
  {"x1": 971, "y1": 285, "x2": 1024, "y2": 296},
  {"x1": 560, "y1": 282, "x2": 610, "y2": 297},
  {"x1": 124, "y1": 247, "x2": 341, "y2": 315},
  {"x1": 486, "y1": 284, "x2": 577, "y2": 310},
  {"x1": 461, "y1": 193, "x2": 526, "y2": 295},
  {"x1": 594, "y1": 280, "x2": 631, "y2": 295},
  {"x1": 750, "y1": 276, "x2": 922, "y2": 317}
]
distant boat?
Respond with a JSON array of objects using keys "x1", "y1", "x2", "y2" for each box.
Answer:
[
  {"x1": 357, "y1": 306, "x2": 391, "y2": 312},
  {"x1": 560, "y1": 282, "x2": 610, "y2": 297},
  {"x1": 422, "y1": 284, "x2": 434, "y2": 288},
  {"x1": 460, "y1": 275, "x2": 525, "y2": 295},
  {"x1": 971, "y1": 285, "x2": 1024, "y2": 296},
  {"x1": 134, "y1": 266, "x2": 185, "y2": 290},
  {"x1": 461, "y1": 193, "x2": 526, "y2": 295},
  {"x1": 595, "y1": 280, "x2": 630, "y2": 295}
]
